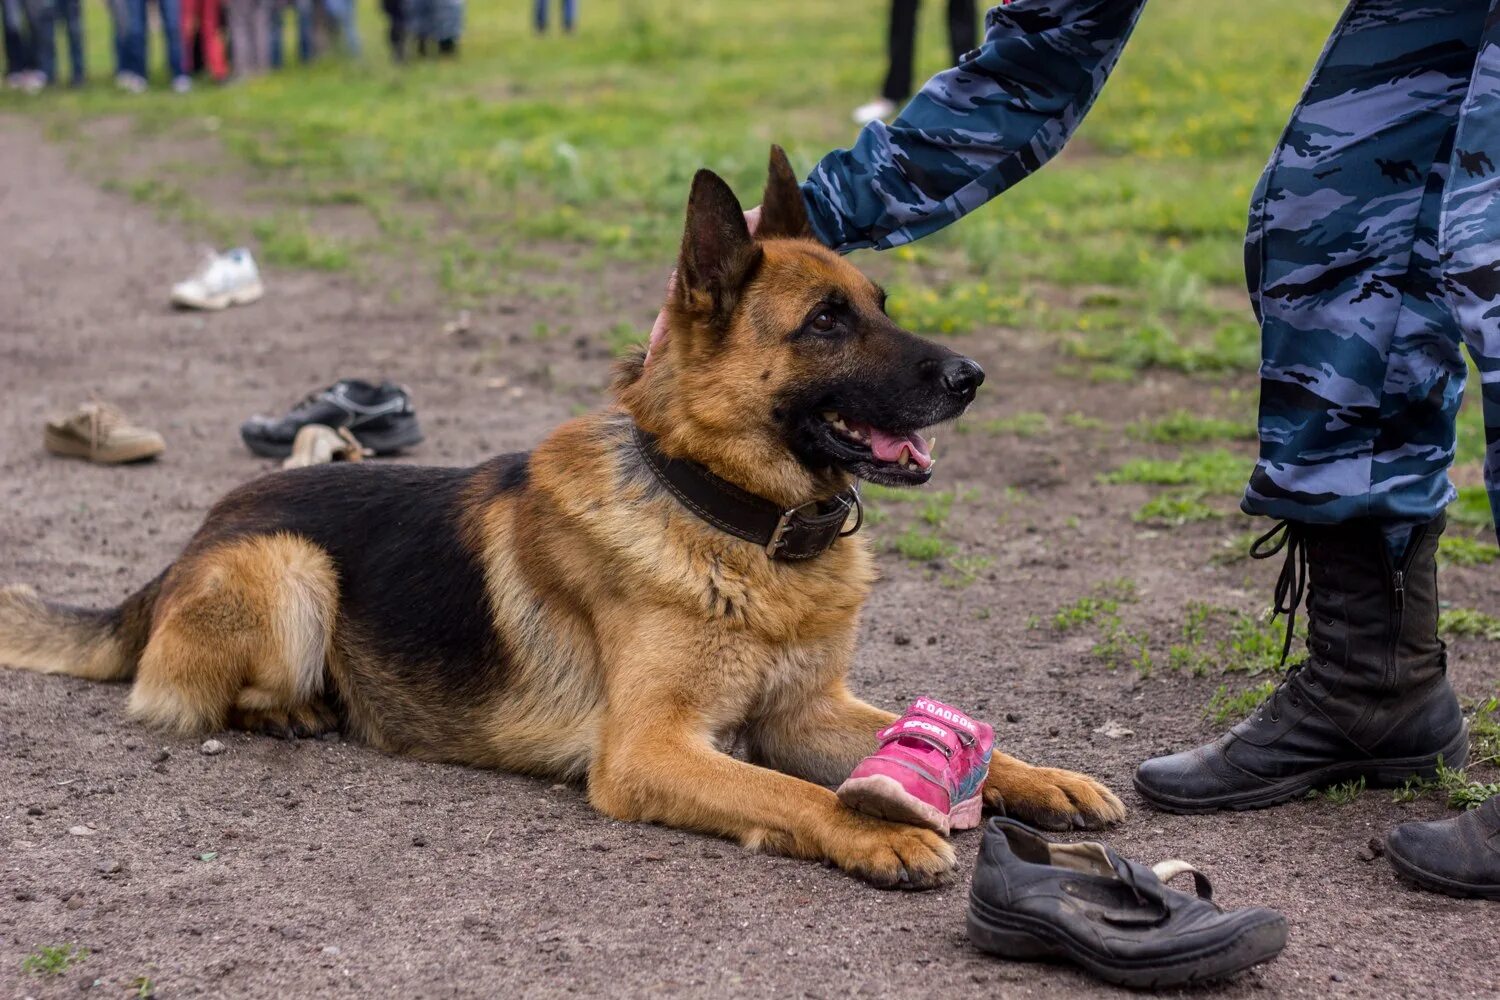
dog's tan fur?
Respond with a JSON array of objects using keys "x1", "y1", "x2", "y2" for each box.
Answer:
[{"x1": 0, "y1": 149, "x2": 1123, "y2": 887}]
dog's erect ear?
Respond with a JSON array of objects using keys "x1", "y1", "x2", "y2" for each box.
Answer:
[
  {"x1": 757, "y1": 145, "x2": 813, "y2": 241},
  {"x1": 677, "y1": 168, "x2": 760, "y2": 319}
]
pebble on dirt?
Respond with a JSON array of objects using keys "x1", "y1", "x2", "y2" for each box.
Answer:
[
  {"x1": 67, "y1": 824, "x2": 95, "y2": 836},
  {"x1": 200, "y1": 739, "x2": 227, "y2": 756}
]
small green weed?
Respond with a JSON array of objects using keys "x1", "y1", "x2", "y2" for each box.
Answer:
[
  {"x1": 1133, "y1": 490, "x2": 1219, "y2": 525},
  {"x1": 1103, "y1": 449, "x2": 1248, "y2": 494},
  {"x1": 1469, "y1": 696, "x2": 1500, "y2": 765},
  {"x1": 1205, "y1": 680, "x2": 1275, "y2": 725},
  {"x1": 1127, "y1": 410, "x2": 1251, "y2": 444},
  {"x1": 1439, "y1": 608, "x2": 1500, "y2": 641},
  {"x1": 1397, "y1": 763, "x2": 1500, "y2": 810},
  {"x1": 1437, "y1": 535, "x2": 1500, "y2": 567},
  {"x1": 604, "y1": 321, "x2": 645, "y2": 356},
  {"x1": 943, "y1": 554, "x2": 995, "y2": 588},
  {"x1": 22, "y1": 945, "x2": 86, "y2": 977},
  {"x1": 892, "y1": 527, "x2": 955, "y2": 562},
  {"x1": 1450, "y1": 486, "x2": 1494, "y2": 531},
  {"x1": 961, "y1": 412, "x2": 1051, "y2": 438},
  {"x1": 1315, "y1": 777, "x2": 1366, "y2": 806}
]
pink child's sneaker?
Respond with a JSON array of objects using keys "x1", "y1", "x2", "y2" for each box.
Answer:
[{"x1": 837, "y1": 697, "x2": 995, "y2": 835}]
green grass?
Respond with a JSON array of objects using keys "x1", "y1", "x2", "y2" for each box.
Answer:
[
  {"x1": 1439, "y1": 608, "x2": 1500, "y2": 641},
  {"x1": 1394, "y1": 763, "x2": 1500, "y2": 811},
  {"x1": 960, "y1": 411, "x2": 1051, "y2": 438},
  {"x1": 891, "y1": 527, "x2": 954, "y2": 562},
  {"x1": 1103, "y1": 450, "x2": 1250, "y2": 494},
  {"x1": 1133, "y1": 491, "x2": 1219, "y2": 526},
  {"x1": 1206, "y1": 680, "x2": 1276, "y2": 725},
  {"x1": 1437, "y1": 535, "x2": 1500, "y2": 567},
  {"x1": 1470, "y1": 696, "x2": 1500, "y2": 765},
  {"x1": 1315, "y1": 777, "x2": 1366, "y2": 806},
  {"x1": 22, "y1": 945, "x2": 86, "y2": 977},
  {"x1": 14, "y1": 0, "x2": 1493, "y2": 470},
  {"x1": 1127, "y1": 410, "x2": 1252, "y2": 444},
  {"x1": 8, "y1": 0, "x2": 1360, "y2": 375}
]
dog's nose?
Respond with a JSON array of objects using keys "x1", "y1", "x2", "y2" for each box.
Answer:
[{"x1": 940, "y1": 358, "x2": 985, "y2": 400}]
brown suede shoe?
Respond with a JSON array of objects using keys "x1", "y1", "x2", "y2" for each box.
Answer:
[{"x1": 43, "y1": 401, "x2": 165, "y2": 465}]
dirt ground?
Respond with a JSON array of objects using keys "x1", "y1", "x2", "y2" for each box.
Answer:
[{"x1": 3, "y1": 114, "x2": 1500, "y2": 999}]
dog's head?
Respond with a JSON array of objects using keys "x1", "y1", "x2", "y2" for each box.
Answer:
[{"x1": 617, "y1": 147, "x2": 984, "y2": 507}]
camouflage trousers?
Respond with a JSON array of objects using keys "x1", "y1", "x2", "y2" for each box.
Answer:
[{"x1": 1243, "y1": 0, "x2": 1500, "y2": 544}]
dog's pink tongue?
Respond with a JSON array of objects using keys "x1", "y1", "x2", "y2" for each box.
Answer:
[{"x1": 869, "y1": 427, "x2": 933, "y2": 470}]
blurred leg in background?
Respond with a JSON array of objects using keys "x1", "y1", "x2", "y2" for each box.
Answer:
[
  {"x1": 381, "y1": 0, "x2": 404, "y2": 60},
  {"x1": 19, "y1": 0, "x2": 52, "y2": 85},
  {"x1": 855, "y1": 0, "x2": 977, "y2": 124},
  {"x1": 318, "y1": 0, "x2": 359, "y2": 57},
  {"x1": 225, "y1": 0, "x2": 270, "y2": 74},
  {"x1": 433, "y1": 0, "x2": 459, "y2": 55},
  {"x1": 117, "y1": 0, "x2": 147, "y2": 85},
  {"x1": 53, "y1": 0, "x2": 84, "y2": 84},
  {"x1": 152, "y1": 0, "x2": 188, "y2": 87},
  {"x1": 268, "y1": 0, "x2": 312, "y2": 66},
  {"x1": 36, "y1": 0, "x2": 85, "y2": 85},
  {"x1": 182, "y1": 0, "x2": 227, "y2": 80}
]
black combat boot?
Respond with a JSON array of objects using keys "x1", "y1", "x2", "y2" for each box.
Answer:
[{"x1": 1134, "y1": 514, "x2": 1468, "y2": 813}]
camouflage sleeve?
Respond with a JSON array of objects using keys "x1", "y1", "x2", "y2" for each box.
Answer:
[{"x1": 802, "y1": 0, "x2": 1149, "y2": 252}]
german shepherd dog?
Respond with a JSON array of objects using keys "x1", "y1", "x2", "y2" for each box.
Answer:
[{"x1": 0, "y1": 149, "x2": 1123, "y2": 888}]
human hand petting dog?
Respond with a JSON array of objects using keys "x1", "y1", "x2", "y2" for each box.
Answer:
[{"x1": 645, "y1": 205, "x2": 761, "y2": 366}]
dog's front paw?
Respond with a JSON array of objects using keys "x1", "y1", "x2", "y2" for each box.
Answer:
[
  {"x1": 823, "y1": 809, "x2": 956, "y2": 890},
  {"x1": 984, "y1": 758, "x2": 1126, "y2": 830}
]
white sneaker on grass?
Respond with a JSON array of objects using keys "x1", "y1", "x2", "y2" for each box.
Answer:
[
  {"x1": 852, "y1": 97, "x2": 898, "y2": 125},
  {"x1": 171, "y1": 247, "x2": 264, "y2": 311},
  {"x1": 172, "y1": 75, "x2": 192, "y2": 93}
]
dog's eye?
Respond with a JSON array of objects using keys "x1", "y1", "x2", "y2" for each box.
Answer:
[{"x1": 810, "y1": 311, "x2": 836, "y2": 333}]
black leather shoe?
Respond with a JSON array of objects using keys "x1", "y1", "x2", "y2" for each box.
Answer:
[
  {"x1": 1134, "y1": 515, "x2": 1467, "y2": 813},
  {"x1": 241, "y1": 379, "x2": 424, "y2": 458},
  {"x1": 1386, "y1": 795, "x2": 1500, "y2": 899},
  {"x1": 967, "y1": 818, "x2": 1288, "y2": 988}
]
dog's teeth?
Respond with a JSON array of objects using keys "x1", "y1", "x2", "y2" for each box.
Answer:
[
  {"x1": 928, "y1": 436, "x2": 937, "y2": 455},
  {"x1": 822, "y1": 411, "x2": 838, "y2": 422}
]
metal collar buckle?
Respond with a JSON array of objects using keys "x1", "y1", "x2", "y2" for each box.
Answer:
[{"x1": 763, "y1": 487, "x2": 864, "y2": 556}]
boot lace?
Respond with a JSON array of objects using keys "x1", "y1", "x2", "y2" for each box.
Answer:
[{"x1": 1249, "y1": 519, "x2": 1306, "y2": 666}]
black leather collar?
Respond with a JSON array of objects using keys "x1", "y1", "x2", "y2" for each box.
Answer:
[{"x1": 634, "y1": 427, "x2": 861, "y2": 561}]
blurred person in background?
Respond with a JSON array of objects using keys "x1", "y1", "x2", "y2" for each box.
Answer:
[
  {"x1": 404, "y1": 0, "x2": 461, "y2": 56},
  {"x1": 117, "y1": 0, "x2": 189, "y2": 90},
  {"x1": 181, "y1": 0, "x2": 228, "y2": 82},
  {"x1": 225, "y1": 0, "x2": 272, "y2": 75},
  {"x1": 2, "y1": 0, "x2": 47, "y2": 92},
  {"x1": 41, "y1": 0, "x2": 84, "y2": 86},
  {"x1": 852, "y1": 0, "x2": 976, "y2": 125},
  {"x1": 532, "y1": 0, "x2": 575, "y2": 34},
  {"x1": 655, "y1": 0, "x2": 1500, "y2": 901},
  {"x1": 381, "y1": 0, "x2": 405, "y2": 59},
  {"x1": 311, "y1": 0, "x2": 360, "y2": 57},
  {"x1": 268, "y1": 0, "x2": 312, "y2": 66}
]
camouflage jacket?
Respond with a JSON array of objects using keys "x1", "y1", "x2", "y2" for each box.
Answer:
[{"x1": 801, "y1": 0, "x2": 1148, "y2": 252}]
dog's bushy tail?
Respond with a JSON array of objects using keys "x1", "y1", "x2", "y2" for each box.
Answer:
[{"x1": 0, "y1": 575, "x2": 161, "y2": 682}]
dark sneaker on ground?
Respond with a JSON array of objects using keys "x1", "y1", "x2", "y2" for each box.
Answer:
[
  {"x1": 240, "y1": 379, "x2": 423, "y2": 459},
  {"x1": 1386, "y1": 795, "x2": 1500, "y2": 899},
  {"x1": 967, "y1": 818, "x2": 1288, "y2": 989}
]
